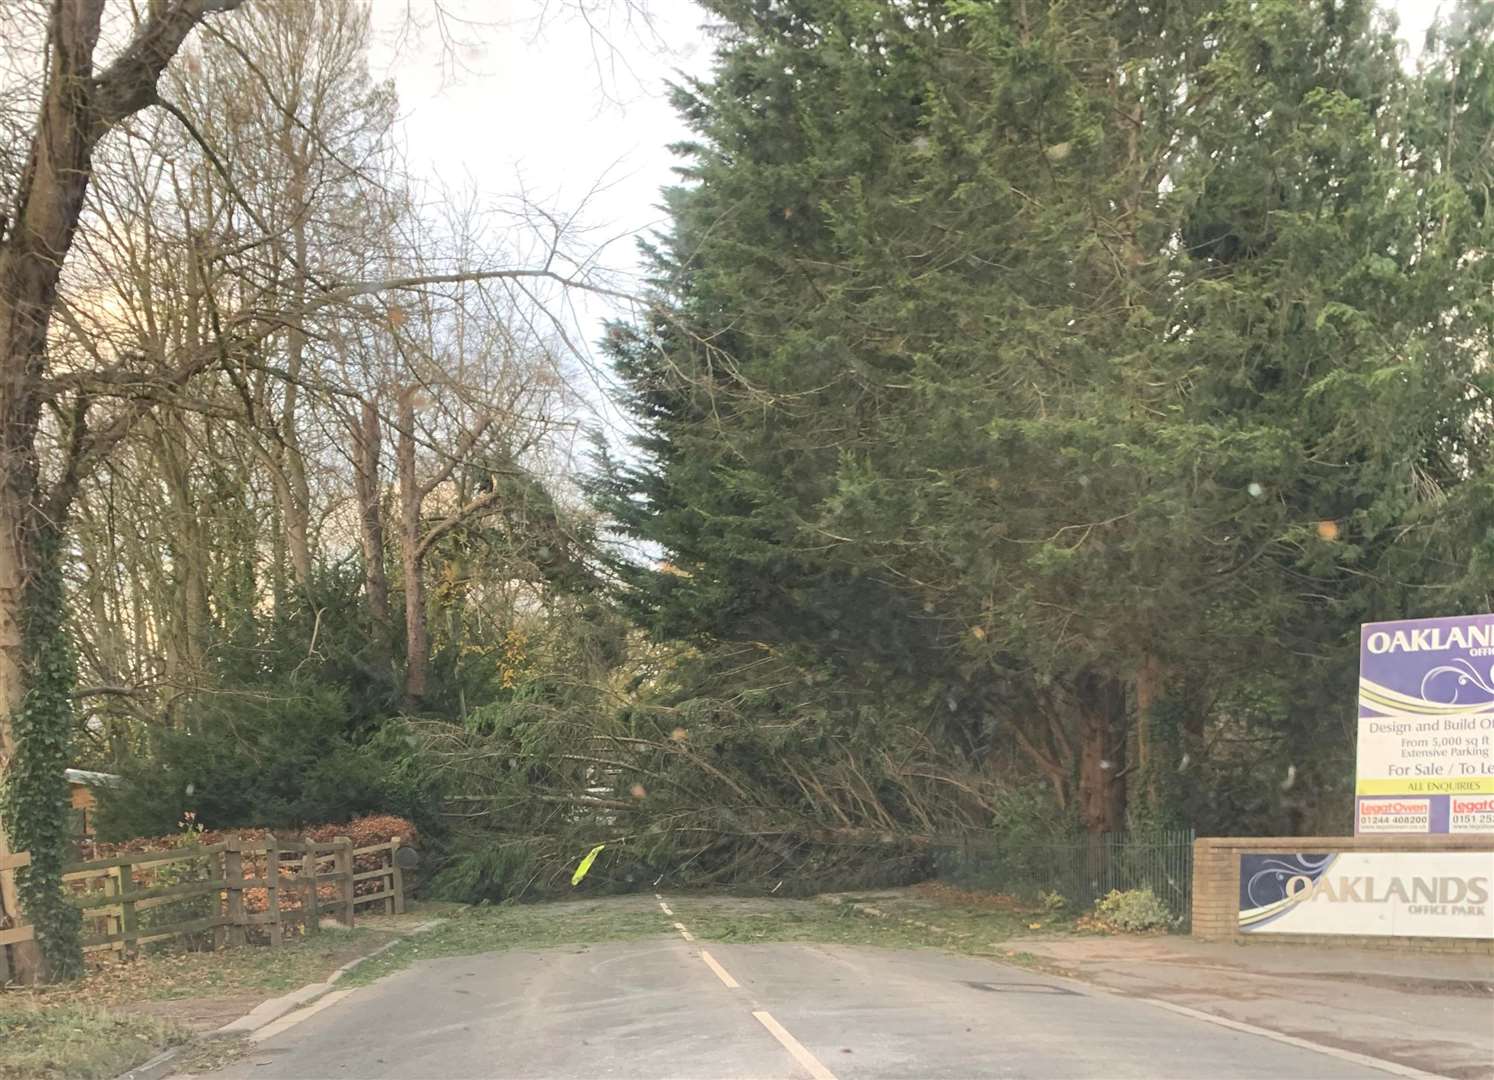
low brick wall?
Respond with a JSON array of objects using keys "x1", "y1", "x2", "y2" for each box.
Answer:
[{"x1": 1192, "y1": 835, "x2": 1494, "y2": 954}]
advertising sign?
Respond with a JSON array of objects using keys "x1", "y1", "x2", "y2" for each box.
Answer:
[
  {"x1": 1450, "y1": 796, "x2": 1494, "y2": 834},
  {"x1": 1238, "y1": 852, "x2": 1494, "y2": 939},
  {"x1": 1356, "y1": 798, "x2": 1430, "y2": 834},
  {"x1": 1357, "y1": 614, "x2": 1494, "y2": 833}
]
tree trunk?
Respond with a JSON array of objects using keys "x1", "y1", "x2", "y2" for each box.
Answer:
[
  {"x1": 1075, "y1": 669, "x2": 1127, "y2": 834},
  {"x1": 0, "y1": 486, "x2": 42, "y2": 984},
  {"x1": 0, "y1": 0, "x2": 110, "y2": 982},
  {"x1": 0, "y1": 0, "x2": 247, "y2": 980},
  {"x1": 278, "y1": 148, "x2": 313, "y2": 592},
  {"x1": 396, "y1": 389, "x2": 428, "y2": 707},
  {"x1": 352, "y1": 400, "x2": 393, "y2": 675},
  {"x1": 1133, "y1": 651, "x2": 1163, "y2": 808}
]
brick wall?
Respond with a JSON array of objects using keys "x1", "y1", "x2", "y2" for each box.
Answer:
[{"x1": 1192, "y1": 835, "x2": 1494, "y2": 954}]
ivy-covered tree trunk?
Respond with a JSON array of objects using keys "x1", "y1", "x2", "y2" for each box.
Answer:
[
  {"x1": 0, "y1": 523, "x2": 83, "y2": 980},
  {"x1": 0, "y1": 0, "x2": 248, "y2": 980},
  {"x1": 0, "y1": 485, "x2": 41, "y2": 981}
]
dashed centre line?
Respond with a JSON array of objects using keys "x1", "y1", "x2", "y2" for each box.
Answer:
[
  {"x1": 699, "y1": 949, "x2": 739, "y2": 988},
  {"x1": 658, "y1": 896, "x2": 839, "y2": 1080},
  {"x1": 753, "y1": 1009, "x2": 840, "y2": 1080}
]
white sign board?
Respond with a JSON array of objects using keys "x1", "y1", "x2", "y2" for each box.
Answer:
[
  {"x1": 1239, "y1": 851, "x2": 1494, "y2": 939},
  {"x1": 1357, "y1": 615, "x2": 1494, "y2": 833}
]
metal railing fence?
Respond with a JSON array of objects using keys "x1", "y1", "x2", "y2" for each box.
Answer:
[{"x1": 932, "y1": 828, "x2": 1194, "y2": 926}]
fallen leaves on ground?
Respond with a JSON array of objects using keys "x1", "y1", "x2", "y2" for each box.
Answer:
[{"x1": 910, "y1": 881, "x2": 1031, "y2": 911}]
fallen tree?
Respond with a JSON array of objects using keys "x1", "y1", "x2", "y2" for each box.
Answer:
[{"x1": 406, "y1": 647, "x2": 1012, "y2": 901}]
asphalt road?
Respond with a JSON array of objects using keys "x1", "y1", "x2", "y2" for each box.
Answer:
[{"x1": 203, "y1": 901, "x2": 1420, "y2": 1080}]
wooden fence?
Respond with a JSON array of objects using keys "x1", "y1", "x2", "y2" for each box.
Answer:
[
  {"x1": 0, "y1": 850, "x2": 36, "y2": 982},
  {"x1": 0, "y1": 834, "x2": 409, "y2": 981}
]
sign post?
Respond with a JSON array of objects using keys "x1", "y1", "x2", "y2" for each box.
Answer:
[{"x1": 1357, "y1": 614, "x2": 1494, "y2": 834}]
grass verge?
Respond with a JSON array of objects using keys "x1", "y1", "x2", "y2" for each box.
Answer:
[
  {"x1": 29, "y1": 927, "x2": 398, "y2": 1010},
  {"x1": 0, "y1": 1000, "x2": 189, "y2": 1080}
]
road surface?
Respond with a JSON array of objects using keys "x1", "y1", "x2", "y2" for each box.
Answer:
[{"x1": 203, "y1": 899, "x2": 1428, "y2": 1080}]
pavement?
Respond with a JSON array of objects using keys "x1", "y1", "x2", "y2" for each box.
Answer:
[
  {"x1": 999, "y1": 933, "x2": 1494, "y2": 1080},
  {"x1": 188, "y1": 895, "x2": 1492, "y2": 1080}
]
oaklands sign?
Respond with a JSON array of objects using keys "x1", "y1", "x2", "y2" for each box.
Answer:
[
  {"x1": 1357, "y1": 614, "x2": 1494, "y2": 834},
  {"x1": 1239, "y1": 852, "x2": 1493, "y2": 938},
  {"x1": 1364, "y1": 622, "x2": 1494, "y2": 655},
  {"x1": 1280, "y1": 869, "x2": 1486, "y2": 908}
]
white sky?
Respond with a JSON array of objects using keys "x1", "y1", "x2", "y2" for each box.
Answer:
[{"x1": 368, "y1": 0, "x2": 1449, "y2": 373}]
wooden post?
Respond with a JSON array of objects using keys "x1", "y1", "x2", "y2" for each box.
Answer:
[
  {"x1": 117, "y1": 857, "x2": 138, "y2": 960},
  {"x1": 0, "y1": 844, "x2": 38, "y2": 983},
  {"x1": 0, "y1": 850, "x2": 13, "y2": 982},
  {"x1": 266, "y1": 839, "x2": 282, "y2": 948},
  {"x1": 389, "y1": 836, "x2": 405, "y2": 915},
  {"x1": 224, "y1": 834, "x2": 245, "y2": 948},
  {"x1": 213, "y1": 846, "x2": 227, "y2": 951},
  {"x1": 302, "y1": 839, "x2": 320, "y2": 936},
  {"x1": 105, "y1": 866, "x2": 124, "y2": 959},
  {"x1": 334, "y1": 837, "x2": 353, "y2": 928}
]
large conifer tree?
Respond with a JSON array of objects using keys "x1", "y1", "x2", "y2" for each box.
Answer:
[{"x1": 598, "y1": 0, "x2": 1492, "y2": 834}]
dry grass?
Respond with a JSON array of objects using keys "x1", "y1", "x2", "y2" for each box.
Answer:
[
  {"x1": 19, "y1": 927, "x2": 396, "y2": 1013},
  {"x1": 0, "y1": 1000, "x2": 188, "y2": 1080}
]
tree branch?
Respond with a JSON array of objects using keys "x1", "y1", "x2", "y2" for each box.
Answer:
[
  {"x1": 91, "y1": 0, "x2": 249, "y2": 135},
  {"x1": 414, "y1": 487, "x2": 508, "y2": 562}
]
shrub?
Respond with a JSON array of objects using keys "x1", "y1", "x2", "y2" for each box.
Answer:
[
  {"x1": 1038, "y1": 889, "x2": 1067, "y2": 914},
  {"x1": 93, "y1": 691, "x2": 438, "y2": 844},
  {"x1": 1091, "y1": 888, "x2": 1173, "y2": 932}
]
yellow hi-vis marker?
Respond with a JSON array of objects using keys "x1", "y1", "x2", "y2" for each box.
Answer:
[{"x1": 571, "y1": 844, "x2": 606, "y2": 886}]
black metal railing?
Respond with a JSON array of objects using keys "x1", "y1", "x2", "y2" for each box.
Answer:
[{"x1": 933, "y1": 829, "x2": 1195, "y2": 926}]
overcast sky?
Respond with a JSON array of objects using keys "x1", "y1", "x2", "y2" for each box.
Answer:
[{"x1": 366, "y1": 0, "x2": 1451, "y2": 384}]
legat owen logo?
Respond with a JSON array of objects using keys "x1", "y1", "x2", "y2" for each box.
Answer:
[{"x1": 1283, "y1": 872, "x2": 1489, "y2": 916}]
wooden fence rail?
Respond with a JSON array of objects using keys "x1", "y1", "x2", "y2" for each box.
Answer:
[
  {"x1": 350, "y1": 837, "x2": 407, "y2": 916},
  {"x1": 0, "y1": 833, "x2": 412, "y2": 980},
  {"x1": 0, "y1": 850, "x2": 36, "y2": 982}
]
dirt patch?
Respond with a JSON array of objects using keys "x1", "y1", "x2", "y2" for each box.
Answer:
[
  {"x1": 909, "y1": 881, "x2": 1032, "y2": 912},
  {"x1": 120, "y1": 993, "x2": 266, "y2": 1033},
  {"x1": 1294, "y1": 970, "x2": 1494, "y2": 998},
  {"x1": 98, "y1": 928, "x2": 403, "y2": 1032}
]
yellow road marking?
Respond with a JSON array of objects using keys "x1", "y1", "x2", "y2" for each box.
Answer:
[
  {"x1": 753, "y1": 1009, "x2": 839, "y2": 1080},
  {"x1": 699, "y1": 949, "x2": 740, "y2": 988}
]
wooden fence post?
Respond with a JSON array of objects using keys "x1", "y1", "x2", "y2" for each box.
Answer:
[
  {"x1": 213, "y1": 845, "x2": 227, "y2": 951},
  {"x1": 302, "y1": 839, "x2": 320, "y2": 936},
  {"x1": 224, "y1": 834, "x2": 245, "y2": 947},
  {"x1": 105, "y1": 866, "x2": 124, "y2": 959},
  {"x1": 117, "y1": 857, "x2": 138, "y2": 960},
  {"x1": 266, "y1": 838, "x2": 282, "y2": 948},
  {"x1": 0, "y1": 844, "x2": 38, "y2": 983},
  {"x1": 389, "y1": 837, "x2": 405, "y2": 915},
  {"x1": 334, "y1": 837, "x2": 353, "y2": 927}
]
